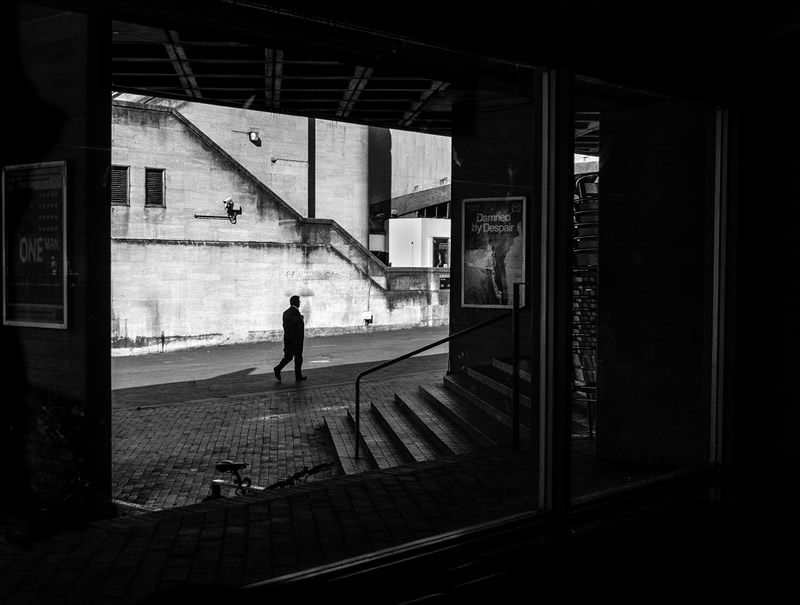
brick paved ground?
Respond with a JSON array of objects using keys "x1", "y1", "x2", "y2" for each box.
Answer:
[
  {"x1": 111, "y1": 371, "x2": 450, "y2": 511},
  {"x1": 7, "y1": 345, "x2": 781, "y2": 604},
  {"x1": 1, "y1": 353, "x2": 537, "y2": 604}
]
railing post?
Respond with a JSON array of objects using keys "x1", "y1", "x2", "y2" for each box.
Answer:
[
  {"x1": 355, "y1": 376, "x2": 361, "y2": 459},
  {"x1": 512, "y1": 282, "x2": 522, "y2": 452}
]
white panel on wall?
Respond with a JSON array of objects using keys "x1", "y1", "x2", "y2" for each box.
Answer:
[{"x1": 387, "y1": 218, "x2": 450, "y2": 267}]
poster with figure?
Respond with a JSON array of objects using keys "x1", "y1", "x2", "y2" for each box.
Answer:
[
  {"x1": 462, "y1": 197, "x2": 525, "y2": 308},
  {"x1": 432, "y1": 237, "x2": 449, "y2": 267},
  {"x1": 3, "y1": 162, "x2": 68, "y2": 328}
]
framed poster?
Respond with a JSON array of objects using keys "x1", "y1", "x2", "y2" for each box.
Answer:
[
  {"x1": 462, "y1": 196, "x2": 525, "y2": 308},
  {"x1": 3, "y1": 161, "x2": 68, "y2": 328}
]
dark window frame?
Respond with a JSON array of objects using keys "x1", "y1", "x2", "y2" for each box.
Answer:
[
  {"x1": 145, "y1": 167, "x2": 165, "y2": 207},
  {"x1": 110, "y1": 165, "x2": 130, "y2": 206}
]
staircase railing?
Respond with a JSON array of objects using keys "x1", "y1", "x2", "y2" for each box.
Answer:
[{"x1": 354, "y1": 283, "x2": 528, "y2": 458}]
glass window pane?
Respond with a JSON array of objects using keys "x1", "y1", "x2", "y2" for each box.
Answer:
[{"x1": 572, "y1": 77, "x2": 716, "y2": 501}]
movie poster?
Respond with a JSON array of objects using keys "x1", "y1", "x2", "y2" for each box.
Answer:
[
  {"x1": 462, "y1": 197, "x2": 525, "y2": 308},
  {"x1": 3, "y1": 162, "x2": 68, "y2": 328}
]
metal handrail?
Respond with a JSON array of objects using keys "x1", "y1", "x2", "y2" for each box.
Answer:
[
  {"x1": 354, "y1": 284, "x2": 528, "y2": 459},
  {"x1": 512, "y1": 282, "x2": 523, "y2": 451}
]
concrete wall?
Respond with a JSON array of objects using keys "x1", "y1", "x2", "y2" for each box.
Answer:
[
  {"x1": 111, "y1": 102, "x2": 299, "y2": 243},
  {"x1": 150, "y1": 99, "x2": 311, "y2": 215},
  {"x1": 111, "y1": 101, "x2": 449, "y2": 354},
  {"x1": 315, "y1": 119, "x2": 370, "y2": 244},
  {"x1": 391, "y1": 184, "x2": 451, "y2": 217},
  {"x1": 126, "y1": 98, "x2": 454, "y2": 249},
  {"x1": 390, "y1": 129, "x2": 451, "y2": 199},
  {"x1": 111, "y1": 239, "x2": 449, "y2": 354},
  {"x1": 4, "y1": 5, "x2": 112, "y2": 512}
]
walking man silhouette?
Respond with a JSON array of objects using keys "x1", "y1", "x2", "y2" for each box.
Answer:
[{"x1": 273, "y1": 295, "x2": 306, "y2": 382}]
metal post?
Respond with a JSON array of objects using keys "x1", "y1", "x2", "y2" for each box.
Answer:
[
  {"x1": 512, "y1": 282, "x2": 521, "y2": 452},
  {"x1": 355, "y1": 378, "x2": 361, "y2": 459}
]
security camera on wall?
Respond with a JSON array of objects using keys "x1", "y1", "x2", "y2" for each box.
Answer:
[{"x1": 223, "y1": 197, "x2": 242, "y2": 223}]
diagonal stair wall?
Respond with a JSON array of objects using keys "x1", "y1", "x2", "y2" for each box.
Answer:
[{"x1": 111, "y1": 101, "x2": 449, "y2": 354}]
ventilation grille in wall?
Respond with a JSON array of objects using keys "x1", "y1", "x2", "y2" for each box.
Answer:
[
  {"x1": 111, "y1": 165, "x2": 129, "y2": 205},
  {"x1": 145, "y1": 168, "x2": 165, "y2": 206}
]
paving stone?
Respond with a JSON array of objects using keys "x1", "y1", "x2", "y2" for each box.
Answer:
[{"x1": 1, "y1": 368, "x2": 535, "y2": 604}]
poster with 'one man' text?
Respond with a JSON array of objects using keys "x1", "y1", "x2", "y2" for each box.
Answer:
[{"x1": 3, "y1": 161, "x2": 68, "y2": 328}]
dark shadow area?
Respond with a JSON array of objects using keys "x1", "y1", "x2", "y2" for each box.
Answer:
[
  {"x1": 135, "y1": 496, "x2": 794, "y2": 604},
  {"x1": 112, "y1": 353, "x2": 449, "y2": 408}
]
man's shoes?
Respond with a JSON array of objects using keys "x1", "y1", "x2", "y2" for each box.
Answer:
[
  {"x1": 273, "y1": 367, "x2": 281, "y2": 382},
  {"x1": 296, "y1": 375, "x2": 307, "y2": 381}
]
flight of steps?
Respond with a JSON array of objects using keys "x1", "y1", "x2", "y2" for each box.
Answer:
[{"x1": 323, "y1": 358, "x2": 535, "y2": 475}]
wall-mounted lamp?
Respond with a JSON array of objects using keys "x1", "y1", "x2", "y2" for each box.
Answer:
[
  {"x1": 248, "y1": 131, "x2": 262, "y2": 146},
  {"x1": 271, "y1": 156, "x2": 308, "y2": 164}
]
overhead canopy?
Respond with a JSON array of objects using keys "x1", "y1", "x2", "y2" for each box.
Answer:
[
  {"x1": 99, "y1": 1, "x2": 800, "y2": 157},
  {"x1": 111, "y1": 20, "x2": 456, "y2": 138}
]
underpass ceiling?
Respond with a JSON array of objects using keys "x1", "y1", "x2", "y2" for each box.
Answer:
[
  {"x1": 25, "y1": 0, "x2": 800, "y2": 157},
  {"x1": 112, "y1": 21, "x2": 457, "y2": 138},
  {"x1": 111, "y1": 20, "x2": 601, "y2": 154}
]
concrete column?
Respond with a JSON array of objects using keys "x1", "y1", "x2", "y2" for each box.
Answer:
[
  {"x1": 308, "y1": 117, "x2": 316, "y2": 218},
  {"x1": 5, "y1": 4, "x2": 112, "y2": 519},
  {"x1": 597, "y1": 101, "x2": 711, "y2": 466}
]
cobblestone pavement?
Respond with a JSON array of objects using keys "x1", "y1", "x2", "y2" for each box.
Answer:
[
  {"x1": 111, "y1": 367, "x2": 449, "y2": 512},
  {"x1": 109, "y1": 326, "x2": 450, "y2": 511},
  {"x1": 2, "y1": 328, "x2": 541, "y2": 604}
]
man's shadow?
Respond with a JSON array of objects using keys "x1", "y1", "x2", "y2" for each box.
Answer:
[{"x1": 111, "y1": 354, "x2": 450, "y2": 408}]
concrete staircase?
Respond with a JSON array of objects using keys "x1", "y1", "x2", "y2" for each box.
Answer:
[{"x1": 323, "y1": 358, "x2": 535, "y2": 474}]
